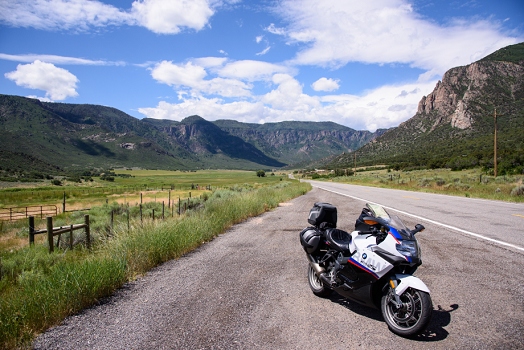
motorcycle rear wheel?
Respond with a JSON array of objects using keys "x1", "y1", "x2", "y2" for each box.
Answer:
[
  {"x1": 381, "y1": 287, "x2": 432, "y2": 337},
  {"x1": 307, "y1": 265, "x2": 332, "y2": 298}
]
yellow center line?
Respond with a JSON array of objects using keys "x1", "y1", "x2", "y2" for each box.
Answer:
[
  {"x1": 513, "y1": 214, "x2": 524, "y2": 219},
  {"x1": 402, "y1": 196, "x2": 420, "y2": 200}
]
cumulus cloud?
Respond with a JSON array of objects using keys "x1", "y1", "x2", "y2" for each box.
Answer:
[
  {"x1": 139, "y1": 73, "x2": 437, "y2": 131},
  {"x1": 217, "y1": 60, "x2": 292, "y2": 81},
  {"x1": 150, "y1": 60, "x2": 252, "y2": 98},
  {"x1": 130, "y1": 0, "x2": 214, "y2": 34},
  {"x1": 5, "y1": 60, "x2": 79, "y2": 100},
  {"x1": 311, "y1": 77, "x2": 340, "y2": 92},
  {"x1": 276, "y1": 0, "x2": 520, "y2": 78},
  {"x1": 0, "y1": 0, "x2": 226, "y2": 34}
]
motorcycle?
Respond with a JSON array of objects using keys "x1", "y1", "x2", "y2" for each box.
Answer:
[{"x1": 299, "y1": 202, "x2": 432, "y2": 336}]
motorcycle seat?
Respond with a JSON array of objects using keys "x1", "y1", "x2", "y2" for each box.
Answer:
[{"x1": 325, "y1": 228, "x2": 352, "y2": 253}]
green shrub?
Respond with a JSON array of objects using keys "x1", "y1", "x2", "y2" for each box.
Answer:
[{"x1": 510, "y1": 185, "x2": 524, "y2": 196}]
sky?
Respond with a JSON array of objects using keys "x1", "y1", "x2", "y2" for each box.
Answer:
[{"x1": 1, "y1": 0, "x2": 523, "y2": 132}]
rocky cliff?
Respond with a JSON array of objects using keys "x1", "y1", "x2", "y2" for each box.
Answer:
[
  {"x1": 326, "y1": 42, "x2": 524, "y2": 173},
  {"x1": 213, "y1": 120, "x2": 385, "y2": 166},
  {"x1": 417, "y1": 59, "x2": 523, "y2": 131}
]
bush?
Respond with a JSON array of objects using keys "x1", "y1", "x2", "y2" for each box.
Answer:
[
  {"x1": 51, "y1": 179, "x2": 62, "y2": 186},
  {"x1": 510, "y1": 185, "x2": 524, "y2": 196}
]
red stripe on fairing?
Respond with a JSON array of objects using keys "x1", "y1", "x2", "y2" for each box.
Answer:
[
  {"x1": 348, "y1": 258, "x2": 379, "y2": 279},
  {"x1": 389, "y1": 231, "x2": 401, "y2": 244}
]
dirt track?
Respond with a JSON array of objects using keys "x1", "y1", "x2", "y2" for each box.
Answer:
[{"x1": 33, "y1": 187, "x2": 524, "y2": 349}]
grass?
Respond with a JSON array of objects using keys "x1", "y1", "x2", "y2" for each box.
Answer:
[
  {"x1": 0, "y1": 179, "x2": 311, "y2": 348},
  {"x1": 0, "y1": 169, "x2": 287, "y2": 208},
  {"x1": 308, "y1": 167, "x2": 524, "y2": 202}
]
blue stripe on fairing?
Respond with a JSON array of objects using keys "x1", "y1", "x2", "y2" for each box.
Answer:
[
  {"x1": 389, "y1": 227, "x2": 403, "y2": 240},
  {"x1": 348, "y1": 258, "x2": 379, "y2": 279}
]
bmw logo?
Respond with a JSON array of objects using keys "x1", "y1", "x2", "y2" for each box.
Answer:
[{"x1": 362, "y1": 253, "x2": 367, "y2": 259}]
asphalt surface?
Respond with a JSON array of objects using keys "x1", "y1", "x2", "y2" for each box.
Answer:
[
  {"x1": 33, "y1": 187, "x2": 524, "y2": 350},
  {"x1": 307, "y1": 180, "x2": 524, "y2": 250}
]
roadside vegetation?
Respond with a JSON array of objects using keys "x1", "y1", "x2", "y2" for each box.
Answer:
[
  {"x1": 297, "y1": 167, "x2": 524, "y2": 202},
  {"x1": 0, "y1": 170, "x2": 310, "y2": 348}
]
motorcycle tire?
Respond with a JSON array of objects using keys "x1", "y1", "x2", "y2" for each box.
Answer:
[
  {"x1": 307, "y1": 265, "x2": 332, "y2": 298},
  {"x1": 381, "y1": 287, "x2": 432, "y2": 337}
]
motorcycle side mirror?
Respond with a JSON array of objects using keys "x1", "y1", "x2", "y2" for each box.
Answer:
[{"x1": 413, "y1": 224, "x2": 425, "y2": 234}]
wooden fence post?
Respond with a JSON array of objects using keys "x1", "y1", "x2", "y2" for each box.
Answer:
[
  {"x1": 29, "y1": 216, "x2": 35, "y2": 245},
  {"x1": 85, "y1": 215, "x2": 91, "y2": 250},
  {"x1": 62, "y1": 191, "x2": 66, "y2": 213},
  {"x1": 47, "y1": 216, "x2": 54, "y2": 253},
  {"x1": 69, "y1": 224, "x2": 73, "y2": 250}
]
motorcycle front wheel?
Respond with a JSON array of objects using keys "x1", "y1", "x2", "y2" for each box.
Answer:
[
  {"x1": 307, "y1": 265, "x2": 332, "y2": 298},
  {"x1": 381, "y1": 287, "x2": 432, "y2": 337}
]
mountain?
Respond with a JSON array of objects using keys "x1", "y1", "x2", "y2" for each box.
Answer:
[
  {"x1": 213, "y1": 119, "x2": 386, "y2": 167},
  {"x1": 0, "y1": 96, "x2": 199, "y2": 175},
  {"x1": 142, "y1": 115, "x2": 286, "y2": 168},
  {"x1": 326, "y1": 42, "x2": 524, "y2": 174},
  {"x1": 0, "y1": 95, "x2": 378, "y2": 176}
]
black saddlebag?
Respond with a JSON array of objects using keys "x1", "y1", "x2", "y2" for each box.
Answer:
[
  {"x1": 299, "y1": 227, "x2": 322, "y2": 254},
  {"x1": 308, "y1": 202, "x2": 337, "y2": 227}
]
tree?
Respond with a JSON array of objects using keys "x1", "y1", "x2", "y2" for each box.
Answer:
[{"x1": 256, "y1": 170, "x2": 266, "y2": 177}]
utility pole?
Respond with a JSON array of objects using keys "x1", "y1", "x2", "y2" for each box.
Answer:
[
  {"x1": 493, "y1": 108, "x2": 505, "y2": 177},
  {"x1": 494, "y1": 108, "x2": 497, "y2": 177},
  {"x1": 354, "y1": 152, "x2": 357, "y2": 176}
]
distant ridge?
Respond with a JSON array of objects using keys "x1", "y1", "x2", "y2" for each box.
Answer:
[{"x1": 0, "y1": 95, "x2": 379, "y2": 175}]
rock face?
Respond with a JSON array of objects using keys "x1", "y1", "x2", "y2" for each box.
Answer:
[
  {"x1": 416, "y1": 60, "x2": 524, "y2": 131},
  {"x1": 213, "y1": 120, "x2": 386, "y2": 166},
  {"x1": 325, "y1": 42, "x2": 524, "y2": 170}
]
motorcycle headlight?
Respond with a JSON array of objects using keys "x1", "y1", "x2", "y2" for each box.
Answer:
[{"x1": 396, "y1": 240, "x2": 419, "y2": 258}]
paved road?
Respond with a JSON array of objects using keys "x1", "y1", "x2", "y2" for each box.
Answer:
[
  {"x1": 34, "y1": 186, "x2": 524, "y2": 349},
  {"x1": 307, "y1": 180, "x2": 524, "y2": 251}
]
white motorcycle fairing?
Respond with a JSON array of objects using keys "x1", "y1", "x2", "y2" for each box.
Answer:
[{"x1": 393, "y1": 274, "x2": 431, "y2": 296}]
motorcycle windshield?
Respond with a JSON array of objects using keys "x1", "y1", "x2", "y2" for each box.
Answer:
[
  {"x1": 366, "y1": 203, "x2": 390, "y2": 220},
  {"x1": 388, "y1": 215, "x2": 413, "y2": 239},
  {"x1": 366, "y1": 203, "x2": 412, "y2": 239}
]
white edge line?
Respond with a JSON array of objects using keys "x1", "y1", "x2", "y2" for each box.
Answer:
[{"x1": 315, "y1": 185, "x2": 524, "y2": 253}]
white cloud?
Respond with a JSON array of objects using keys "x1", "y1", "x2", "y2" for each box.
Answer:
[
  {"x1": 0, "y1": 53, "x2": 125, "y2": 66},
  {"x1": 193, "y1": 57, "x2": 228, "y2": 68},
  {"x1": 217, "y1": 60, "x2": 292, "y2": 81},
  {"x1": 276, "y1": 0, "x2": 521, "y2": 78},
  {"x1": 311, "y1": 77, "x2": 339, "y2": 92},
  {"x1": 139, "y1": 73, "x2": 436, "y2": 131},
  {"x1": 0, "y1": 0, "x2": 132, "y2": 31},
  {"x1": 130, "y1": 0, "x2": 214, "y2": 34},
  {"x1": 265, "y1": 23, "x2": 286, "y2": 36},
  {"x1": 5, "y1": 60, "x2": 79, "y2": 100},
  {"x1": 151, "y1": 61, "x2": 208, "y2": 87},
  {"x1": 0, "y1": 0, "x2": 221, "y2": 34},
  {"x1": 256, "y1": 47, "x2": 271, "y2": 56},
  {"x1": 150, "y1": 60, "x2": 252, "y2": 98}
]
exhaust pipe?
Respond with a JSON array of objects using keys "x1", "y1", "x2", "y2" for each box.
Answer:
[{"x1": 306, "y1": 254, "x2": 325, "y2": 276}]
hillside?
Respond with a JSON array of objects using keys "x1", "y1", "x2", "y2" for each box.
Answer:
[
  {"x1": 0, "y1": 95, "x2": 378, "y2": 177},
  {"x1": 213, "y1": 119, "x2": 385, "y2": 166},
  {"x1": 326, "y1": 42, "x2": 524, "y2": 175}
]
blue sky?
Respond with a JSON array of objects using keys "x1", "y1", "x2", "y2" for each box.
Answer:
[{"x1": 1, "y1": 0, "x2": 523, "y2": 131}]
